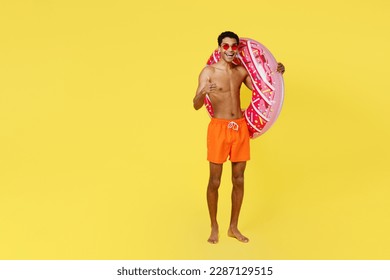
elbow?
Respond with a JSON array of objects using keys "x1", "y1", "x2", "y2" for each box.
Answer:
[
  {"x1": 193, "y1": 98, "x2": 202, "y2": 110},
  {"x1": 193, "y1": 94, "x2": 205, "y2": 110},
  {"x1": 193, "y1": 103, "x2": 201, "y2": 110}
]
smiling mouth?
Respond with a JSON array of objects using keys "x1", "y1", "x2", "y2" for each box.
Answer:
[{"x1": 225, "y1": 53, "x2": 235, "y2": 58}]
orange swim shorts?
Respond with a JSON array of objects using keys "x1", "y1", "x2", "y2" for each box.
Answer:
[{"x1": 207, "y1": 118, "x2": 250, "y2": 164}]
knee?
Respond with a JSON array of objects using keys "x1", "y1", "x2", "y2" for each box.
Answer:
[
  {"x1": 232, "y1": 174, "x2": 244, "y2": 188},
  {"x1": 208, "y1": 176, "x2": 221, "y2": 191}
]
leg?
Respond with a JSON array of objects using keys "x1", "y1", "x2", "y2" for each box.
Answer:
[
  {"x1": 207, "y1": 162, "x2": 223, "y2": 244},
  {"x1": 228, "y1": 161, "x2": 249, "y2": 243}
]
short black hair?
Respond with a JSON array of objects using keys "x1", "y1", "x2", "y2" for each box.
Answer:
[{"x1": 218, "y1": 31, "x2": 239, "y2": 46}]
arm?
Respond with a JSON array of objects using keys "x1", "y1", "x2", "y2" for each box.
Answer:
[
  {"x1": 193, "y1": 67, "x2": 216, "y2": 110},
  {"x1": 243, "y1": 72, "x2": 253, "y2": 91},
  {"x1": 241, "y1": 66, "x2": 253, "y2": 91}
]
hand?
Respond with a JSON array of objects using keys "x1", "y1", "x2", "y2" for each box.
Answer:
[
  {"x1": 203, "y1": 76, "x2": 217, "y2": 95},
  {"x1": 277, "y1": 62, "x2": 285, "y2": 74}
]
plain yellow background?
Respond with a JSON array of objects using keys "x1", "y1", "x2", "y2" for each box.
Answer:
[{"x1": 1, "y1": 0, "x2": 389, "y2": 259}]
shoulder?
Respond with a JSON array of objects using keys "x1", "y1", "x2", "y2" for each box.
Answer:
[
  {"x1": 199, "y1": 65, "x2": 215, "y2": 77},
  {"x1": 236, "y1": 65, "x2": 248, "y2": 73},
  {"x1": 235, "y1": 65, "x2": 249, "y2": 77},
  {"x1": 203, "y1": 65, "x2": 216, "y2": 73}
]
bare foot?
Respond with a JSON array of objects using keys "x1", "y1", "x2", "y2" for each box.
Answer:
[
  {"x1": 207, "y1": 226, "x2": 219, "y2": 244},
  {"x1": 228, "y1": 228, "x2": 249, "y2": 243}
]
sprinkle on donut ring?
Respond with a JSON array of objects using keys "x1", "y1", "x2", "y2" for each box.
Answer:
[{"x1": 205, "y1": 38, "x2": 284, "y2": 139}]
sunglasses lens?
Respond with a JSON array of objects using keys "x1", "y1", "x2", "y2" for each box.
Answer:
[
  {"x1": 222, "y1": 44, "x2": 229, "y2": 50},
  {"x1": 222, "y1": 44, "x2": 238, "y2": 51}
]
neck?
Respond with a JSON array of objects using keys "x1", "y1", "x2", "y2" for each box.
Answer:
[{"x1": 217, "y1": 59, "x2": 234, "y2": 70}]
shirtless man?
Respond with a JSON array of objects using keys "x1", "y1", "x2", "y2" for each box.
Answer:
[{"x1": 193, "y1": 31, "x2": 285, "y2": 244}]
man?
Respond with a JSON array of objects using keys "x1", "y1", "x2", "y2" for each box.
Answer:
[{"x1": 193, "y1": 31, "x2": 285, "y2": 244}]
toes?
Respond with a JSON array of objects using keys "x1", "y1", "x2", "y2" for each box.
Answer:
[
  {"x1": 228, "y1": 230, "x2": 249, "y2": 243},
  {"x1": 239, "y1": 237, "x2": 249, "y2": 243}
]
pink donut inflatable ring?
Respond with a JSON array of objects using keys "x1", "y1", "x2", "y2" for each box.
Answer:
[{"x1": 205, "y1": 38, "x2": 284, "y2": 139}]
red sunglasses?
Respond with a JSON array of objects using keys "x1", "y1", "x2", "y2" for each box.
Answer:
[{"x1": 221, "y1": 43, "x2": 238, "y2": 51}]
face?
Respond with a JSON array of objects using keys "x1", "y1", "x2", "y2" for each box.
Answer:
[{"x1": 219, "y1": 37, "x2": 238, "y2": 63}]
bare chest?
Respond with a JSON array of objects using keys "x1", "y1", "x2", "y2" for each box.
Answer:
[{"x1": 212, "y1": 70, "x2": 244, "y2": 93}]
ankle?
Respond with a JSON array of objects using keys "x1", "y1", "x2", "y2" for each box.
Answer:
[{"x1": 229, "y1": 225, "x2": 238, "y2": 231}]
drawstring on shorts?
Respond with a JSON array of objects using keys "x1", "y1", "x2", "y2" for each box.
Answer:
[{"x1": 227, "y1": 121, "x2": 239, "y2": 131}]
